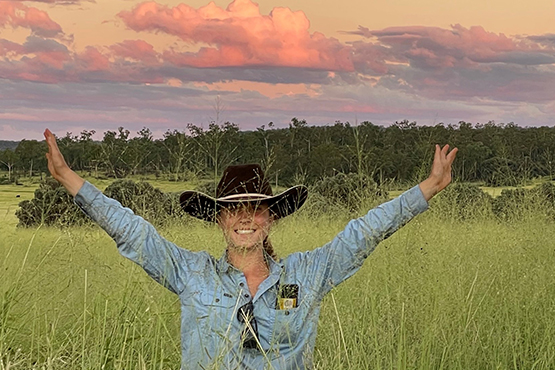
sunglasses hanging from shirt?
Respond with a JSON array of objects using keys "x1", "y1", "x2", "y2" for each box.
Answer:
[{"x1": 237, "y1": 301, "x2": 260, "y2": 350}]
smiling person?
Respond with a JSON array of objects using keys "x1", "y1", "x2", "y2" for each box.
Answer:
[{"x1": 44, "y1": 128, "x2": 457, "y2": 370}]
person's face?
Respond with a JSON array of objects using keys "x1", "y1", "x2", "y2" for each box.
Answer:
[{"x1": 218, "y1": 202, "x2": 273, "y2": 252}]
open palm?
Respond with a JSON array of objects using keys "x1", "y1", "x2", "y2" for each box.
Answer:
[{"x1": 44, "y1": 128, "x2": 84, "y2": 196}]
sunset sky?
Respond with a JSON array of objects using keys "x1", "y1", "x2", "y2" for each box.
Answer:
[{"x1": 1, "y1": 0, "x2": 554, "y2": 140}]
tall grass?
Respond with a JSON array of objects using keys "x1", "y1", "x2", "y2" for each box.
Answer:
[{"x1": 2, "y1": 198, "x2": 555, "y2": 369}]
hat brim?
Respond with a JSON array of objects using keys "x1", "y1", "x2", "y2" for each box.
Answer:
[{"x1": 179, "y1": 185, "x2": 308, "y2": 222}]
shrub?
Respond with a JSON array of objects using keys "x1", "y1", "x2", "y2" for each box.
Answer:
[
  {"x1": 529, "y1": 182, "x2": 555, "y2": 220},
  {"x1": 16, "y1": 178, "x2": 185, "y2": 228},
  {"x1": 429, "y1": 183, "x2": 493, "y2": 221},
  {"x1": 103, "y1": 180, "x2": 184, "y2": 226},
  {"x1": 16, "y1": 178, "x2": 90, "y2": 227},
  {"x1": 309, "y1": 173, "x2": 387, "y2": 214},
  {"x1": 194, "y1": 181, "x2": 218, "y2": 197},
  {"x1": 492, "y1": 188, "x2": 531, "y2": 221}
]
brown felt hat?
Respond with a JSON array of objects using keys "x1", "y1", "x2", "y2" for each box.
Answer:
[{"x1": 179, "y1": 164, "x2": 308, "y2": 222}]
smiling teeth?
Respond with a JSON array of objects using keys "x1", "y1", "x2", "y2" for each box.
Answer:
[{"x1": 236, "y1": 230, "x2": 255, "y2": 234}]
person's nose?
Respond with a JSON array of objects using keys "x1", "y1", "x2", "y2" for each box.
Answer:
[{"x1": 237, "y1": 211, "x2": 255, "y2": 223}]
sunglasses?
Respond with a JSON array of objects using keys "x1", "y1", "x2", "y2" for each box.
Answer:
[{"x1": 237, "y1": 301, "x2": 260, "y2": 350}]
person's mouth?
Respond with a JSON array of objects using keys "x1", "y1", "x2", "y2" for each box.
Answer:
[{"x1": 235, "y1": 229, "x2": 256, "y2": 235}]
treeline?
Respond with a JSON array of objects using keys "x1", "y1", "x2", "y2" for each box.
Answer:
[
  {"x1": 0, "y1": 141, "x2": 18, "y2": 151},
  {"x1": 2, "y1": 119, "x2": 555, "y2": 187}
]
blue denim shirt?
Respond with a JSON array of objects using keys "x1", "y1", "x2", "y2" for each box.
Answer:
[{"x1": 74, "y1": 182, "x2": 428, "y2": 370}]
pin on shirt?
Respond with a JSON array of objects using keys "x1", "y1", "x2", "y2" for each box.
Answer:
[
  {"x1": 276, "y1": 284, "x2": 299, "y2": 309},
  {"x1": 278, "y1": 297, "x2": 297, "y2": 310}
]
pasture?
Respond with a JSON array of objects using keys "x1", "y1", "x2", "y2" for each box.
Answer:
[{"x1": 1, "y1": 177, "x2": 555, "y2": 369}]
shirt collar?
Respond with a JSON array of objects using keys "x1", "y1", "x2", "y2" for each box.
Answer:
[{"x1": 216, "y1": 248, "x2": 284, "y2": 274}]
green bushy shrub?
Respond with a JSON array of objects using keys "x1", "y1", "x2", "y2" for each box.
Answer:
[
  {"x1": 492, "y1": 188, "x2": 535, "y2": 221},
  {"x1": 493, "y1": 182, "x2": 555, "y2": 221},
  {"x1": 530, "y1": 182, "x2": 555, "y2": 219},
  {"x1": 16, "y1": 179, "x2": 184, "y2": 228},
  {"x1": 194, "y1": 180, "x2": 217, "y2": 197},
  {"x1": 16, "y1": 178, "x2": 90, "y2": 227},
  {"x1": 103, "y1": 180, "x2": 184, "y2": 226},
  {"x1": 308, "y1": 173, "x2": 387, "y2": 215},
  {"x1": 429, "y1": 183, "x2": 493, "y2": 221}
]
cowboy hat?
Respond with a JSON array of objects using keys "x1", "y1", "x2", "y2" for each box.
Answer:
[{"x1": 180, "y1": 164, "x2": 308, "y2": 222}]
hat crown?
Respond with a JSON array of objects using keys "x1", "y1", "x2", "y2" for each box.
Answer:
[{"x1": 216, "y1": 164, "x2": 273, "y2": 198}]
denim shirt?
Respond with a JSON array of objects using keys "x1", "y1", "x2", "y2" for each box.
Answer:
[{"x1": 74, "y1": 182, "x2": 428, "y2": 370}]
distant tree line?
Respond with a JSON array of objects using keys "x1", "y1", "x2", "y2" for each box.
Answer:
[{"x1": 2, "y1": 119, "x2": 555, "y2": 187}]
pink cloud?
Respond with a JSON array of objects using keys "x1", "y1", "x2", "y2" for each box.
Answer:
[
  {"x1": 0, "y1": 4, "x2": 553, "y2": 109},
  {"x1": 0, "y1": 39, "x2": 25, "y2": 56},
  {"x1": 109, "y1": 40, "x2": 160, "y2": 66},
  {"x1": 349, "y1": 24, "x2": 554, "y2": 72},
  {"x1": 118, "y1": 0, "x2": 353, "y2": 70},
  {"x1": 76, "y1": 46, "x2": 110, "y2": 72},
  {"x1": 0, "y1": 112, "x2": 42, "y2": 120},
  {"x1": 0, "y1": 1, "x2": 63, "y2": 37},
  {"x1": 10, "y1": 0, "x2": 94, "y2": 3},
  {"x1": 0, "y1": 36, "x2": 71, "y2": 81}
]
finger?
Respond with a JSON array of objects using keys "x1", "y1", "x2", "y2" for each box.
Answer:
[
  {"x1": 45, "y1": 152, "x2": 54, "y2": 175},
  {"x1": 446, "y1": 147, "x2": 458, "y2": 164},
  {"x1": 434, "y1": 144, "x2": 441, "y2": 162},
  {"x1": 44, "y1": 129, "x2": 55, "y2": 149},
  {"x1": 441, "y1": 144, "x2": 450, "y2": 157},
  {"x1": 46, "y1": 129, "x2": 61, "y2": 153}
]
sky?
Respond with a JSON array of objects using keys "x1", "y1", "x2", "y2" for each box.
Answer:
[{"x1": 1, "y1": 0, "x2": 554, "y2": 141}]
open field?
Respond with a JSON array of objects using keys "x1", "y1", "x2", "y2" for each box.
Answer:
[{"x1": 2, "y1": 178, "x2": 555, "y2": 369}]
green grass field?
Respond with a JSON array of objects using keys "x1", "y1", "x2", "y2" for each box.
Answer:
[{"x1": 2, "y1": 177, "x2": 555, "y2": 369}]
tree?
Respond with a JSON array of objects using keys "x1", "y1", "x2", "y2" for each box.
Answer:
[
  {"x1": 15, "y1": 139, "x2": 47, "y2": 177},
  {"x1": 127, "y1": 127, "x2": 156, "y2": 175},
  {"x1": 100, "y1": 127, "x2": 130, "y2": 178},
  {"x1": 188, "y1": 121, "x2": 239, "y2": 182},
  {"x1": 0, "y1": 149, "x2": 19, "y2": 183},
  {"x1": 163, "y1": 129, "x2": 193, "y2": 181}
]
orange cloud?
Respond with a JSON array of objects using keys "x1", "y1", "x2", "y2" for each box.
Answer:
[
  {"x1": 0, "y1": 1, "x2": 63, "y2": 37},
  {"x1": 109, "y1": 40, "x2": 160, "y2": 66},
  {"x1": 77, "y1": 46, "x2": 110, "y2": 72},
  {"x1": 10, "y1": 0, "x2": 94, "y2": 3},
  {"x1": 118, "y1": 0, "x2": 353, "y2": 70}
]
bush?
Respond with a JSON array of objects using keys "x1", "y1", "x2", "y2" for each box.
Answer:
[
  {"x1": 195, "y1": 180, "x2": 218, "y2": 197},
  {"x1": 16, "y1": 178, "x2": 90, "y2": 227},
  {"x1": 492, "y1": 188, "x2": 532, "y2": 221},
  {"x1": 309, "y1": 173, "x2": 387, "y2": 214},
  {"x1": 528, "y1": 182, "x2": 555, "y2": 220},
  {"x1": 16, "y1": 178, "x2": 185, "y2": 228},
  {"x1": 103, "y1": 180, "x2": 184, "y2": 226},
  {"x1": 429, "y1": 183, "x2": 493, "y2": 221}
]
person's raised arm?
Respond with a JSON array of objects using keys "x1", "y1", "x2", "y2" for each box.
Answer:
[
  {"x1": 43, "y1": 128, "x2": 204, "y2": 295},
  {"x1": 291, "y1": 144, "x2": 458, "y2": 298},
  {"x1": 44, "y1": 128, "x2": 85, "y2": 196}
]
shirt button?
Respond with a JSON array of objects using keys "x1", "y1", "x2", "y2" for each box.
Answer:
[
  {"x1": 215, "y1": 298, "x2": 220, "y2": 303},
  {"x1": 239, "y1": 283, "x2": 245, "y2": 287},
  {"x1": 244, "y1": 294, "x2": 250, "y2": 298},
  {"x1": 285, "y1": 311, "x2": 290, "y2": 316}
]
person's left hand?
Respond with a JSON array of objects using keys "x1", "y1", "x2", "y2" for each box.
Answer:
[{"x1": 419, "y1": 144, "x2": 458, "y2": 202}]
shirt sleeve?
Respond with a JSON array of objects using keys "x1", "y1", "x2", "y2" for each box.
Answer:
[
  {"x1": 74, "y1": 181, "x2": 204, "y2": 295},
  {"x1": 292, "y1": 185, "x2": 429, "y2": 298}
]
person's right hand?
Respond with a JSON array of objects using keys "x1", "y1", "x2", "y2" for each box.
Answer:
[
  {"x1": 44, "y1": 128, "x2": 70, "y2": 181},
  {"x1": 44, "y1": 128, "x2": 85, "y2": 196}
]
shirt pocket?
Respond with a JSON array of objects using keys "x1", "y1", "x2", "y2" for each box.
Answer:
[
  {"x1": 271, "y1": 306, "x2": 304, "y2": 347},
  {"x1": 198, "y1": 290, "x2": 238, "y2": 335}
]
